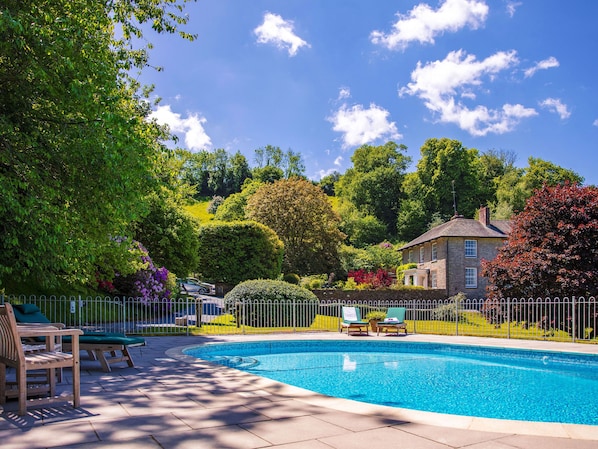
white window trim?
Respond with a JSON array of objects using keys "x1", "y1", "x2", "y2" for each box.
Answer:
[
  {"x1": 431, "y1": 242, "x2": 437, "y2": 262},
  {"x1": 465, "y1": 240, "x2": 477, "y2": 258},
  {"x1": 419, "y1": 247, "x2": 425, "y2": 263},
  {"x1": 465, "y1": 267, "x2": 477, "y2": 288}
]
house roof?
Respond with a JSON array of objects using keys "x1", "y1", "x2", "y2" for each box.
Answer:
[{"x1": 399, "y1": 216, "x2": 511, "y2": 250}]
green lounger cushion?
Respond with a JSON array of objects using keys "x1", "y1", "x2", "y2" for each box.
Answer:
[
  {"x1": 12, "y1": 304, "x2": 51, "y2": 324},
  {"x1": 13, "y1": 303, "x2": 145, "y2": 346}
]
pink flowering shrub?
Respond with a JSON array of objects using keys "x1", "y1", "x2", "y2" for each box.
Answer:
[{"x1": 347, "y1": 268, "x2": 393, "y2": 289}]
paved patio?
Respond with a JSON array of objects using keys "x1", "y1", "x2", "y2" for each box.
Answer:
[{"x1": 1, "y1": 333, "x2": 597, "y2": 449}]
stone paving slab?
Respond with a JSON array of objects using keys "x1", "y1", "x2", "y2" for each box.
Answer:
[{"x1": 1, "y1": 334, "x2": 597, "y2": 448}]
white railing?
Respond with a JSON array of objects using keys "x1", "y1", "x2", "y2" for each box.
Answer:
[{"x1": 2, "y1": 294, "x2": 596, "y2": 343}]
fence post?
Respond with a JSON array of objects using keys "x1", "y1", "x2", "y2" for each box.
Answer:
[
  {"x1": 455, "y1": 297, "x2": 459, "y2": 336},
  {"x1": 572, "y1": 296, "x2": 576, "y2": 343},
  {"x1": 411, "y1": 301, "x2": 417, "y2": 334},
  {"x1": 507, "y1": 297, "x2": 511, "y2": 339}
]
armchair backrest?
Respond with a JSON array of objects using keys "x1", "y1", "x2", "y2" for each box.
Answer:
[{"x1": 0, "y1": 304, "x2": 25, "y2": 366}]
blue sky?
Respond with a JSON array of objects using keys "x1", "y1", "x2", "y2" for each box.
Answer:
[{"x1": 143, "y1": 0, "x2": 598, "y2": 185}]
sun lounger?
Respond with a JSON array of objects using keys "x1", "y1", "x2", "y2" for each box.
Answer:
[
  {"x1": 376, "y1": 307, "x2": 407, "y2": 336},
  {"x1": 340, "y1": 306, "x2": 369, "y2": 335},
  {"x1": 12, "y1": 304, "x2": 145, "y2": 372}
]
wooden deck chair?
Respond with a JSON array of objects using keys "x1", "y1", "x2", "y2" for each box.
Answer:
[
  {"x1": 0, "y1": 304, "x2": 83, "y2": 415},
  {"x1": 340, "y1": 306, "x2": 369, "y2": 335},
  {"x1": 12, "y1": 303, "x2": 145, "y2": 373}
]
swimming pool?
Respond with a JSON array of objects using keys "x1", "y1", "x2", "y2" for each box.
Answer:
[{"x1": 184, "y1": 340, "x2": 598, "y2": 425}]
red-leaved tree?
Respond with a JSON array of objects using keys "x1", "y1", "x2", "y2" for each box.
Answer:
[{"x1": 482, "y1": 183, "x2": 598, "y2": 299}]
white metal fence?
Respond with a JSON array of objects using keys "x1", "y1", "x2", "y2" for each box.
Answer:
[{"x1": 2, "y1": 294, "x2": 596, "y2": 343}]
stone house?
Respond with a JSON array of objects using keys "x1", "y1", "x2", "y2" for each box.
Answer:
[{"x1": 399, "y1": 207, "x2": 511, "y2": 298}]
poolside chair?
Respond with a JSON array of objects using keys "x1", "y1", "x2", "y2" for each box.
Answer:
[
  {"x1": 376, "y1": 307, "x2": 407, "y2": 336},
  {"x1": 12, "y1": 303, "x2": 145, "y2": 373},
  {"x1": 340, "y1": 306, "x2": 369, "y2": 335},
  {"x1": 0, "y1": 304, "x2": 83, "y2": 415}
]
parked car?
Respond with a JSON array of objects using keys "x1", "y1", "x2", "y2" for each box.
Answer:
[{"x1": 177, "y1": 278, "x2": 216, "y2": 296}]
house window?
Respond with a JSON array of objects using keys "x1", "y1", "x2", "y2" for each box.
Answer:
[
  {"x1": 431, "y1": 271, "x2": 437, "y2": 288},
  {"x1": 465, "y1": 240, "x2": 477, "y2": 258},
  {"x1": 431, "y1": 243, "x2": 437, "y2": 261},
  {"x1": 408, "y1": 250, "x2": 413, "y2": 263},
  {"x1": 419, "y1": 247, "x2": 425, "y2": 263},
  {"x1": 465, "y1": 267, "x2": 477, "y2": 288}
]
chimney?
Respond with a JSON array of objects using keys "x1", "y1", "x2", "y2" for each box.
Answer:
[{"x1": 479, "y1": 206, "x2": 490, "y2": 226}]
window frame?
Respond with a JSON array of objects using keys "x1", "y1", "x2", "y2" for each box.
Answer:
[
  {"x1": 431, "y1": 242, "x2": 437, "y2": 262},
  {"x1": 465, "y1": 267, "x2": 477, "y2": 288},
  {"x1": 464, "y1": 240, "x2": 477, "y2": 258},
  {"x1": 419, "y1": 247, "x2": 425, "y2": 263}
]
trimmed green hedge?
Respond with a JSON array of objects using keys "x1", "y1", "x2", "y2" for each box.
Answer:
[
  {"x1": 224, "y1": 279, "x2": 319, "y2": 328},
  {"x1": 197, "y1": 221, "x2": 283, "y2": 284}
]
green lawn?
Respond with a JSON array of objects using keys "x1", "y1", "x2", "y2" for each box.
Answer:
[{"x1": 189, "y1": 311, "x2": 596, "y2": 343}]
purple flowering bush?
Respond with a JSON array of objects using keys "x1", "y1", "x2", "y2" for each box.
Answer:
[{"x1": 110, "y1": 241, "x2": 175, "y2": 305}]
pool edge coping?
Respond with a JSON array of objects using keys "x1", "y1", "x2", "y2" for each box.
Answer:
[{"x1": 165, "y1": 334, "x2": 598, "y2": 441}]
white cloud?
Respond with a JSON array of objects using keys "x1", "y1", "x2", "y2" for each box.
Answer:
[
  {"x1": 334, "y1": 156, "x2": 343, "y2": 166},
  {"x1": 370, "y1": 0, "x2": 488, "y2": 50},
  {"x1": 593, "y1": 119, "x2": 598, "y2": 127},
  {"x1": 318, "y1": 167, "x2": 339, "y2": 180},
  {"x1": 399, "y1": 49, "x2": 538, "y2": 136},
  {"x1": 254, "y1": 12, "x2": 310, "y2": 57},
  {"x1": 524, "y1": 56, "x2": 559, "y2": 78},
  {"x1": 338, "y1": 87, "x2": 351, "y2": 100},
  {"x1": 506, "y1": 1, "x2": 522, "y2": 17},
  {"x1": 328, "y1": 103, "x2": 402, "y2": 148},
  {"x1": 540, "y1": 98, "x2": 571, "y2": 119},
  {"x1": 150, "y1": 105, "x2": 212, "y2": 151}
]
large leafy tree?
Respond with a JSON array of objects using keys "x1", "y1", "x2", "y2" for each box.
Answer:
[
  {"x1": 482, "y1": 183, "x2": 598, "y2": 298},
  {"x1": 0, "y1": 0, "x2": 195, "y2": 288},
  {"x1": 336, "y1": 141, "x2": 410, "y2": 235},
  {"x1": 492, "y1": 157, "x2": 584, "y2": 218},
  {"x1": 246, "y1": 178, "x2": 345, "y2": 275},
  {"x1": 397, "y1": 138, "x2": 486, "y2": 240}
]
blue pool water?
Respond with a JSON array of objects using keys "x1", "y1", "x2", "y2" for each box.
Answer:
[{"x1": 184, "y1": 340, "x2": 598, "y2": 425}]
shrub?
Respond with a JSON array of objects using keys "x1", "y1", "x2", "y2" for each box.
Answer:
[
  {"x1": 207, "y1": 195, "x2": 225, "y2": 214},
  {"x1": 431, "y1": 293, "x2": 467, "y2": 322},
  {"x1": 283, "y1": 273, "x2": 300, "y2": 284},
  {"x1": 396, "y1": 263, "x2": 417, "y2": 284},
  {"x1": 224, "y1": 279, "x2": 319, "y2": 328},
  {"x1": 347, "y1": 268, "x2": 393, "y2": 289},
  {"x1": 197, "y1": 221, "x2": 283, "y2": 284}
]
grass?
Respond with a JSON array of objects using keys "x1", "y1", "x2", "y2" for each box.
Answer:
[
  {"x1": 184, "y1": 200, "x2": 214, "y2": 223},
  {"x1": 189, "y1": 311, "x2": 596, "y2": 343}
]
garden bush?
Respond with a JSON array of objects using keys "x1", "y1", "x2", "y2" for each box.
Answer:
[
  {"x1": 197, "y1": 221, "x2": 283, "y2": 284},
  {"x1": 224, "y1": 279, "x2": 319, "y2": 328}
]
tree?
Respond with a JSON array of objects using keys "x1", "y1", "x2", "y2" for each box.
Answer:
[
  {"x1": 336, "y1": 141, "x2": 410, "y2": 235},
  {"x1": 130, "y1": 197, "x2": 200, "y2": 278},
  {"x1": 196, "y1": 221, "x2": 283, "y2": 284},
  {"x1": 397, "y1": 138, "x2": 484, "y2": 240},
  {"x1": 0, "y1": 0, "x2": 195, "y2": 288},
  {"x1": 178, "y1": 149, "x2": 251, "y2": 198},
  {"x1": 482, "y1": 183, "x2": 598, "y2": 299},
  {"x1": 492, "y1": 157, "x2": 584, "y2": 218},
  {"x1": 214, "y1": 180, "x2": 263, "y2": 221},
  {"x1": 319, "y1": 171, "x2": 341, "y2": 196},
  {"x1": 246, "y1": 178, "x2": 346, "y2": 275}
]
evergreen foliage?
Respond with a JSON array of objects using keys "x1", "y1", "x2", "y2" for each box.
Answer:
[
  {"x1": 223, "y1": 279, "x2": 318, "y2": 327},
  {"x1": 196, "y1": 221, "x2": 283, "y2": 284}
]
